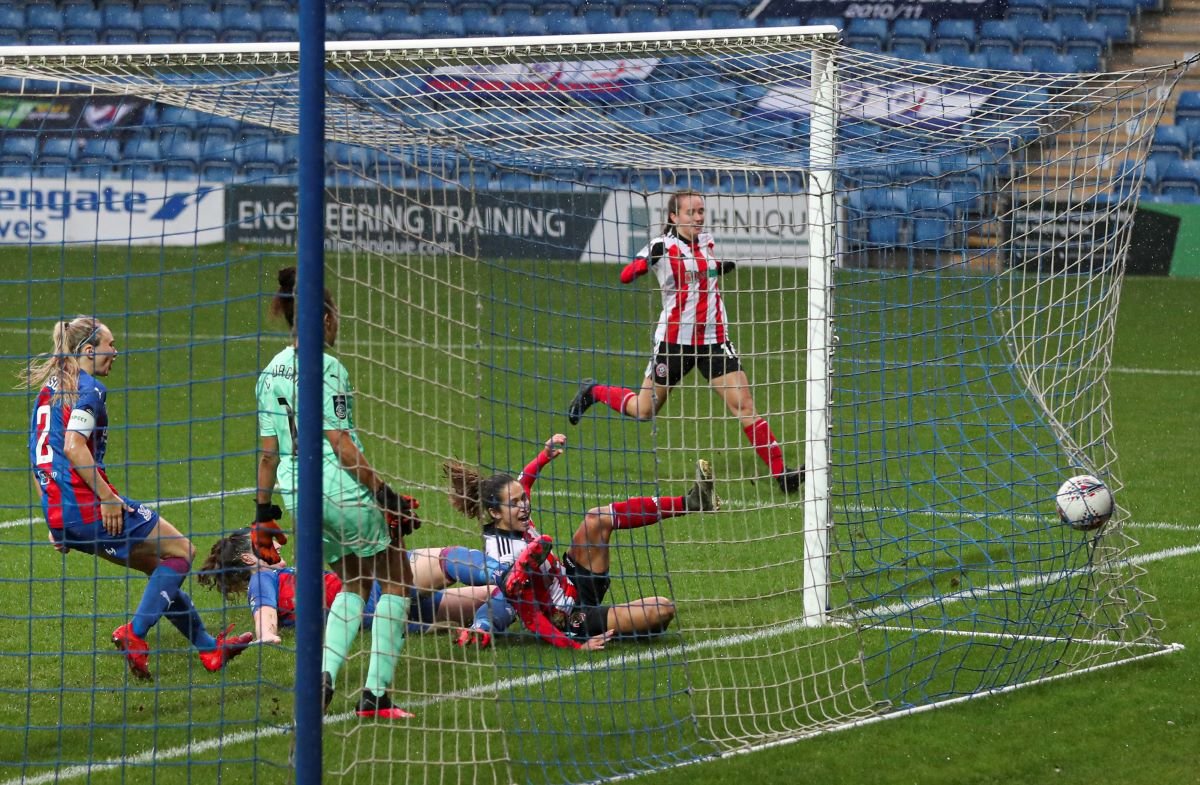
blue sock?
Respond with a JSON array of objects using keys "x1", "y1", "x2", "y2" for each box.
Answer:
[
  {"x1": 472, "y1": 592, "x2": 515, "y2": 634},
  {"x1": 163, "y1": 590, "x2": 217, "y2": 651},
  {"x1": 407, "y1": 589, "x2": 440, "y2": 634},
  {"x1": 363, "y1": 581, "x2": 383, "y2": 631},
  {"x1": 131, "y1": 563, "x2": 188, "y2": 638},
  {"x1": 442, "y1": 546, "x2": 503, "y2": 585}
]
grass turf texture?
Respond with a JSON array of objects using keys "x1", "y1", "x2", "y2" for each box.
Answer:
[{"x1": 0, "y1": 252, "x2": 1196, "y2": 785}]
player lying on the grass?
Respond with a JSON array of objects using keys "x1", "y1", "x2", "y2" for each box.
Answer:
[
  {"x1": 198, "y1": 528, "x2": 498, "y2": 644},
  {"x1": 253, "y1": 266, "x2": 424, "y2": 719},
  {"x1": 20, "y1": 315, "x2": 252, "y2": 681},
  {"x1": 444, "y1": 434, "x2": 718, "y2": 650},
  {"x1": 567, "y1": 189, "x2": 803, "y2": 494}
]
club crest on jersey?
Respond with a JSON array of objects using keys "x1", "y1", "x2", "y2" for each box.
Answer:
[
  {"x1": 655, "y1": 362, "x2": 669, "y2": 380},
  {"x1": 332, "y1": 394, "x2": 348, "y2": 420},
  {"x1": 137, "y1": 505, "x2": 152, "y2": 521}
]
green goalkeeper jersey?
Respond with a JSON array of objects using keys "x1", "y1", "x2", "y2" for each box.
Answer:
[{"x1": 255, "y1": 345, "x2": 372, "y2": 510}]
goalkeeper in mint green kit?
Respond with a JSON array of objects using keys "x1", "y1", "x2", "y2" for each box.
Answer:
[{"x1": 252, "y1": 266, "x2": 421, "y2": 720}]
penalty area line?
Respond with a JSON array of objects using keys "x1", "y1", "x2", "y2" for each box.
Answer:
[{"x1": 5, "y1": 540, "x2": 1197, "y2": 785}]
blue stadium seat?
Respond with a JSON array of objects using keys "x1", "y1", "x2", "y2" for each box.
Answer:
[
  {"x1": 667, "y1": 4, "x2": 704, "y2": 28},
  {"x1": 1064, "y1": 22, "x2": 1110, "y2": 61},
  {"x1": 260, "y1": 6, "x2": 297, "y2": 40},
  {"x1": 940, "y1": 50, "x2": 988, "y2": 70},
  {"x1": 26, "y1": 3, "x2": 64, "y2": 38},
  {"x1": 0, "y1": 7, "x2": 22, "y2": 38},
  {"x1": 180, "y1": 5, "x2": 221, "y2": 43},
  {"x1": 933, "y1": 19, "x2": 976, "y2": 55},
  {"x1": 382, "y1": 12, "x2": 424, "y2": 38},
  {"x1": 845, "y1": 18, "x2": 889, "y2": 51},
  {"x1": 220, "y1": 7, "x2": 264, "y2": 43},
  {"x1": 65, "y1": 5, "x2": 103, "y2": 39},
  {"x1": 1157, "y1": 159, "x2": 1200, "y2": 201},
  {"x1": 1031, "y1": 51, "x2": 1083, "y2": 73},
  {"x1": 102, "y1": 5, "x2": 143, "y2": 38},
  {"x1": 1048, "y1": 0, "x2": 1091, "y2": 26},
  {"x1": 123, "y1": 137, "x2": 163, "y2": 166},
  {"x1": 0, "y1": 135, "x2": 37, "y2": 167},
  {"x1": 1019, "y1": 20, "x2": 1066, "y2": 57},
  {"x1": 909, "y1": 188, "x2": 960, "y2": 248},
  {"x1": 1149, "y1": 125, "x2": 1190, "y2": 169},
  {"x1": 141, "y1": 3, "x2": 181, "y2": 43},
  {"x1": 580, "y1": 8, "x2": 628, "y2": 33},
  {"x1": 704, "y1": 3, "x2": 747, "y2": 27},
  {"x1": 339, "y1": 6, "x2": 385, "y2": 39},
  {"x1": 890, "y1": 19, "x2": 932, "y2": 52},
  {"x1": 39, "y1": 137, "x2": 79, "y2": 167},
  {"x1": 1176, "y1": 91, "x2": 1200, "y2": 130},
  {"x1": 623, "y1": 3, "x2": 660, "y2": 28},
  {"x1": 977, "y1": 19, "x2": 1020, "y2": 56},
  {"x1": 541, "y1": 9, "x2": 587, "y2": 35},
  {"x1": 1094, "y1": 0, "x2": 1137, "y2": 43},
  {"x1": 463, "y1": 12, "x2": 504, "y2": 36},
  {"x1": 986, "y1": 50, "x2": 1034, "y2": 71},
  {"x1": 1005, "y1": 0, "x2": 1049, "y2": 22}
]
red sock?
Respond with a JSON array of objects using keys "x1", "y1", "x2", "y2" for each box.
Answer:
[
  {"x1": 743, "y1": 418, "x2": 785, "y2": 475},
  {"x1": 611, "y1": 496, "x2": 687, "y2": 529},
  {"x1": 593, "y1": 384, "x2": 635, "y2": 416}
]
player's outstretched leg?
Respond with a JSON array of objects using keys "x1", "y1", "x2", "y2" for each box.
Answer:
[
  {"x1": 684, "y1": 459, "x2": 720, "y2": 512},
  {"x1": 501, "y1": 534, "x2": 553, "y2": 599},
  {"x1": 198, "y1": 624, "x2": 255, "y2": 672},
  {"x1": 112, "y1": 623, "x2": 152, "y2": 681}
]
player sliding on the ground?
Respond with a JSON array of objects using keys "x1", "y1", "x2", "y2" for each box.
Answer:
[
  {"x1": 444, "y1": 434, "x2": 718, "y2": 650},
  {"x1": 567, "y1": 189, "x2": 803, "y2": 494},
  {"x1": 20, "y1": 315, "x2": 253, "y2": 680},
  {"x1": 254, "y1": 267, "x2": 421, "y2": 720},
  {"x1": 198, "y1": 529, "x2": 498, "y2": 644}
]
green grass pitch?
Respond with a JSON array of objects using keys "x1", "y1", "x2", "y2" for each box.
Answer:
[{"x1": 0, "y1": 251, "x2": 1197, "y2": 785}]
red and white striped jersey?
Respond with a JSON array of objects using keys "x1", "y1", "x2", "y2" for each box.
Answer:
[{"x1": 634, "y1": 229, "x2": 730, "y2": 345}]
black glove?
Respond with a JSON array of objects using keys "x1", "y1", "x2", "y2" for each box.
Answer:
[
  {"x1": 718, "y1": 261, "x2": 736, "y2": 276},
  {"x1": 376, "y1": 484, "x2": 421, "y2": 538}
]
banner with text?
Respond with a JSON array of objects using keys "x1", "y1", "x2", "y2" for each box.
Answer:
[
  {"x1": 0, "y1": 178, "x2": 224, "y2": 245},
  {"x1": 759, "y1": 0, "x2": 1006, "y2": 20},
  {"x1": 0, "y1": 94, "x2": 149, "y2": 133}
]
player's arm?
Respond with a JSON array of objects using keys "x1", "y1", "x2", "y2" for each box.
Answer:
[
  {"x1": 620, "y1": 240, "x2": 665, "y2": 284},
  {"x1": 62, "y1": 427, "x2": 128, "y2": 535},
  {"x1": 518, "y1": 434, "x2": 565, "y2": 494},
  {"x1": 251, "y1": 435, "x2": 288, "y2": 563},
  {"x1": 325, "y1": 428, "x2": 421, "y2": 541}
]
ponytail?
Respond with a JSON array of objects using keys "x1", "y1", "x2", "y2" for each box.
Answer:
[
  {"x1": 443, "y1": 460, "x2": 514, "y2": 526},
  {"x1": 15, "y1": 315, "x2": 105, "y2": 404}
]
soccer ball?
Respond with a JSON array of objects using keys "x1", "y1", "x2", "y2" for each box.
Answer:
[{"x1": 1055, "y1": 475, "x2": 1114, "y2": 531}]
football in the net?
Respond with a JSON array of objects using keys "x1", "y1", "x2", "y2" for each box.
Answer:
[{"x1": 1055, "y1": 475, "x2": 1114, "y2": 531}]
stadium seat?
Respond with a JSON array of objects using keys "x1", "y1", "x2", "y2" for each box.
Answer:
[
  {"x1": 1064, "y1": 23, "x2": 1110, "y2": 61},
  {"x1": 890, "y1": 19, "x2": 933, "y2": 52},
  {"x1": 933, "y1": 19, "x2": 976, "y2": 55},
  {"x1": 141, "y1": 3, "x2": 181, "y2": 43},
  {"x1": 179, "y1": 5, "x2": 221, "y2": 43},
  {"x1": 580, "y1": 9, "x2": 628, "y2": 34},
  {"x1": 0, "y1": 135, "x2": 38, "y2": 167},
  {"x1": 1005, "y1": 0, "x2": 1049, "y2": 22},
  {"x1": 1157, "y1": 159, "x2": 1200, "y2": 201},
  {"x1": 463, "y1": 13, "x2": 504, "y2": 36},
  {"x1": 977, "y1": 19, "x2": 1021, "y2": 56},
  {"x1": 1148, "y1": 124, "x2": 1190, "y2": 169},
  {"x1": 382, "y1": 12, "x2": 424, "y2": 38},
  {"x1": 1176, "y1": 91, "x2": 1200, "y2": 130},
  {"x1": 260, "y1": 6, "x2": 298, "y2": 40},
  {"x1": 986, "y1": 51, "x2": 1035, "y2": 71},
  {"x1": 845, "y1": 18, "x2": 889, "y2": 51},
  {"x1": 667, "y1": 5, "x2": 704, "y2": 29},
  {"x1": 704, "y1": 4, "x2": 747, "y2": 27},
  {"x1": 1048, "y1": 0, "x2": 1092, "y2": 26},
  {"x1": 220, "y1": 7, "x2": 264, "y2": 43},
  {"x1": 39, "y1": 137, "x2": 80, "y2": 167},
  {"x1": 25, "y1": 3, "x2": 64, "y2": 39},
  {"x1": 1032, "y1": 51, "x2": 1083, "y2": 73},
  {"x1": 1094, "y1": 0, "x2": 1137, "y2": 43},
  {"x1": 0, "y1": 7, "x2": 22, "y2": 38},
  {"x1": 541, "y1": 9, "x2": 587, "y2": 35},
  {"x1": 623, "y1": 3, "x2": 660, "y2": 28},
  {"x1": 1018, "y1": 20, "x2": 1066, "y2": 57},
  {"x1": 122, "y1": 137, "x2": 163, "y2": 167},
  {"x1": 101, "y1": 5, "x2": 142, "y2": 39},
  {"x1": 339, "y1": 6, "x2": 386, "y2": 40},
  {"x1": 65, "y1": 5, "x2": 103, "y2": 39},
  {"x1": 909, "y1": 188, "x2": 960, "y2": 248}
]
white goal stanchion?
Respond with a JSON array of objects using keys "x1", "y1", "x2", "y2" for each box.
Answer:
[{"x1": 0, "y1": 28, "x2": 1189, "y2": 785}]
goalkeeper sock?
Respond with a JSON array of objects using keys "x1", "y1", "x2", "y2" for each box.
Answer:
[
  {"x1": 743, "y1": 418, "x2": 785, "y2": 476},
  {"x1": 440, "y1": 546, "x2": 501, "y2": 585},
  {"x1": 163, "y1": 590, "x2": 217, "y2": 651},
  {"x1": 592, "y1": 384, "x2": 636, "y2": 416},
  {"x1": 131, "y1": 559, "x2": 189, "y2": 638},
  {"x1": 611, "y1": 497, "x2": 686, "y2": 530},
  {"x1": 322, "y1": 591, "x2": 366, "y2": 681},
  {"x1": 364, "y1": 593, "x2": 409, "y2": 698}
]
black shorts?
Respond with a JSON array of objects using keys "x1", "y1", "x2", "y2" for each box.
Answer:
[
  {"x1": 644, "y1": 341, "x2": 741, "y2": 388},
  {"x1": 564, "y1": 605, "x2": 610, "y2": 641},
  {"x1": 563, "y1": 552, "x2": 611, "y2": 608}
]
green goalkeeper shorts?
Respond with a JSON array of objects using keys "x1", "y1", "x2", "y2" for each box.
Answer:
[{"x1": 319, "y1": 495, "x2": 391, "y2": 563}]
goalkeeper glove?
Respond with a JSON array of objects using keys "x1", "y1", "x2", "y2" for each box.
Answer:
[
  {"x1": 619, "y1": 257, "x2": 649, "y2": 284},
  {"x1": 251, "y1": 502, "x2": 287, "y2": 564},
  {"x1": 376, "y1": 484, "x2": 421, "y2": 539}
]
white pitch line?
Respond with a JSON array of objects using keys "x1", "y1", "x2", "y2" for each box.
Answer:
[
  {"x1": 3, "y1": 540, "x2": 1196, "y2": 785},
  {"x1": 0, "y1": 488, "x2": 257, "y2": 531}
]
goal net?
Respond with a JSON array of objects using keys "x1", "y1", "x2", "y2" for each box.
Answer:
[{"x1": 0, "y1": 29, "x2": 1186, "y2": 785}]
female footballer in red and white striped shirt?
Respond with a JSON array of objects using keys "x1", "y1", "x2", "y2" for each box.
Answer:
[{"x1": 568, "y1": 190, "x2": 803, "y2": 494}]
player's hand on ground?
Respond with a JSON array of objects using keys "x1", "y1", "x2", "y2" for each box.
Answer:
[
  {"x1": 252, "y1": 503, "x2": 288, "y2": 564},
  {"x1": 544, "y1": 434, "x2": 566, "y2": 459},
  {"x1": 581, "y1": 630, "x2": 615, "y2": 651},
  {"x1": 100, "y1": 497, "x2": 131, "y2": 535}
]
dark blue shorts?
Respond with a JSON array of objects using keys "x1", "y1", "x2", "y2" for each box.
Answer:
[{"x1": 50, "y1": 498, "x2": 161, "y2": 560}]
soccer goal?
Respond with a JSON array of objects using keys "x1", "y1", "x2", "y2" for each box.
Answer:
[{"x1": 0, "y1": 26, "x2": 1188, "y2": 785}]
